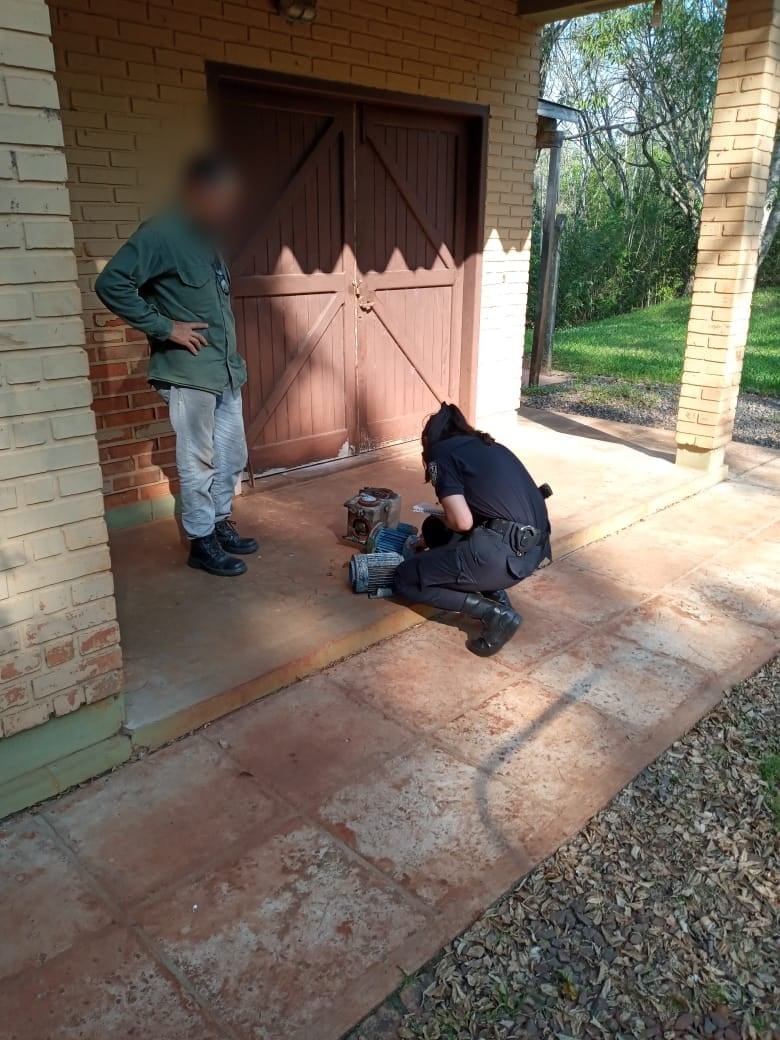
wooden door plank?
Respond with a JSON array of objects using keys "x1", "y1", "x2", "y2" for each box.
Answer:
[
  {"x1": 231, "y1": 119, "x2": 343, "y2": 276},
  {"x1": 245, "y1": 293, "x2": 344, "y2": 446},
  {"x1": 232, "y1": 272, "x2": 345, "y2": 296},
  {"x1": 363, "y1": 270, "x2": 456, "y2": 291},
  {"x1": 365, "y1": 128, "x2": 457, "y2": 271},
  {"x1": 370, "y1": 295, "x2": 447, "y2": 404}
]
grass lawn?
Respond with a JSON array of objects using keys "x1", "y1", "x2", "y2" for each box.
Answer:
[{"x1": 526, "y1": 287, "x2": 780, "y2": 397}]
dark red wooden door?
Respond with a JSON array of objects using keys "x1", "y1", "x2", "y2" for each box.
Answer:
[
  {"x1": 354, "y1": 105, "x2": 468, "y2": 449},
  {"x1": 217, "y1": 77, "x2": 474, "y2": 473},
  {"x1": 220, "y1": 83, "x2": 356, "y2": 471}
]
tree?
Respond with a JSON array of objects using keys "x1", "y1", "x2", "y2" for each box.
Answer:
[
  {"x1": 541, "y1": 1, "x2": 780, "y2": 275},
  {"x1": 759, "y1": 121, "x2": 780, "y2": 268},
  {"x1": 545, "y1": 1, "x2": 725, "y2": 227}
]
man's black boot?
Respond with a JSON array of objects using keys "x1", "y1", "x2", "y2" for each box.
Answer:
[
  {"x1": 483, "y1": 589, "x2": 511, "y2": 609},
  {"x1": 215, "y1": 518, "x2": 258, "y2": 555},
  {"x1": 188, "y1": 532, "x2": 247, "y2": 576},
  {"x1": 462, "y1": 592, "x2": 522, "y2": 657}
]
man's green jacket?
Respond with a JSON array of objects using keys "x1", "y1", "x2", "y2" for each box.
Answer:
[{"x1": 95, "y1": 209, "x2": 247, "y2": 394}]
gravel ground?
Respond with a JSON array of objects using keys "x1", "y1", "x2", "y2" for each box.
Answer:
[
  {"x1": 347, "y1": 658, "x2": 780, "y2": 1040},
  {"x1": 520, "y1": 378, "x2": 780, "y2": 450}
]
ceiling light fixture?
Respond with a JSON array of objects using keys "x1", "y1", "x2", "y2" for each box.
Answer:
[{"x1": 276, "y1": 0, "x2": 318, "y2": 24}]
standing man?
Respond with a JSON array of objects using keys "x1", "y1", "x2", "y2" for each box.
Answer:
[{"x1": 96, "y1": 154, "x2": 257, "y2": 577}]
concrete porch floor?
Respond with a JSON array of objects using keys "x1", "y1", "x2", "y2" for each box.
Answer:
[
  {"x1": 1, "y1": 445, "x2": 778, "y2": 1040},
  {"x1": 111, "y1": 410, "x2": 756, "y2": 749}
]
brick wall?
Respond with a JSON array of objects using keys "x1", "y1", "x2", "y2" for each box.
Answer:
[
  {"x1": 676, "y1": 0, "x2": 780, "y2": 471},
  {"x1": 48, "y1": 0, "x2": 540, "y2": 514},
  {"x1": 0, "y1": 0, "x2": 123, "y2": 738}
]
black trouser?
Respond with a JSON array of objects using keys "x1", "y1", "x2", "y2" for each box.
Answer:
[{"x1": 393, "y1": 516, "x2": 545, "y2": 612}]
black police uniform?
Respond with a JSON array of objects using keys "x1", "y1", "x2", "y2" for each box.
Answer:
[{"x1": 393, "y1": 434, "x2": 551, "y2": 612}]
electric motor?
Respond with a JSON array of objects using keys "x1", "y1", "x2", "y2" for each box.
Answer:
[
  {"x1": 365, "y1": 521, "x2": 418, "y2": 557},
  {"x1": 349, "y1": 551, "x2": 404, "y2": 598}
]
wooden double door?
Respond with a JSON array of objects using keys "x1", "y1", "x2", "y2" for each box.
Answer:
[{"x1": 215, "y1": 74, "x2": 482, "y2": 472}]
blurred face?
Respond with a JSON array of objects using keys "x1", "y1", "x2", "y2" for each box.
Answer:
[{"x1": 183, "y1": 174, "x2": 241, "y2": 232}]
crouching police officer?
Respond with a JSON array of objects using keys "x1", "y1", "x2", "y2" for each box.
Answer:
[{"x1": 393, "y1": 403, "x2": 551, "y2": 657}]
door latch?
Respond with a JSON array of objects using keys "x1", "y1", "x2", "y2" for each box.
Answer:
[{"x1": 354, "y1": 279, "x2": 374, "y2": 313}]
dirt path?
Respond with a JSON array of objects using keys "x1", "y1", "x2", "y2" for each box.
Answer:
[{"x1": 521, "y1": 378, "x2": 780, "y2": 450}]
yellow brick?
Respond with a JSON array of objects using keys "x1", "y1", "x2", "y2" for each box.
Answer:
[
  {"x1": 268, "y1": 50, "x2": 312, "y2": 75},
  {"x1": 224, "y1": 42, "x2": 271, "y2": 66},
  {"x1": 2, "y1": 700, "x2": 50, "y2": 739},
  {"x1": 4, "y1": 73, "x2": 60, "y2": 109},
  {"x1": 1, "y1": 0, "x2": 52, "y2": 35},
  {"x1": 32, "y1": 285, "x2": 81, "y2": 316},
  {"x1": 0, "y1": 288, "x2": 32, "y2": 320},
  {"x1": 23, "y1": 215, "x2": 74, "y2": 247},
  {"x1": 311, "y1": 57, "x2": 352, "y2": 81},
  {"x1": 0, "y1": 29, "x2": 55, "y2": 71}
]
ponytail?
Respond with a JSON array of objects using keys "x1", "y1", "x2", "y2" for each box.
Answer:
[{"x1": 421, "y1": 402, "x2": 494, "y2": 468}]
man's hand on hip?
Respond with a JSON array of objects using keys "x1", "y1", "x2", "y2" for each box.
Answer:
[{"x1": 169, "y1": 321, "x2": 208, "y2": 355}]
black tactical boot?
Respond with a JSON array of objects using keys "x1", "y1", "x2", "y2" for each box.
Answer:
[
  {"x1": 483, "y1": 589, "x2": 511, "y2": 609},
  {"x1": 215, "y1": 518, "x2": 258, "y2": 555},
  {"x1": 462, "y1": 592, "x2": 522, "y2": 657},
  {"x1": 188, "y1": 532, "x2": 247, "y2": 576}
]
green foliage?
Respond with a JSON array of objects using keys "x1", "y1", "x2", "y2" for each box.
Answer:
[
  {"x1": 529, "y1": 158, "x2": 696, "y2": 327},
  {"x1": 758, "y1": 232, "x2": 780, "y2": 288},
  {"x1": 525, "y1": 289, "x2": 780, "y2": 396},
  {"x1": 533, "y1": 1, "x2": 780, "y2": 342}
]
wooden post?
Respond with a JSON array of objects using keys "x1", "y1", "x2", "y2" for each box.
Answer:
[
  {"x1": 542, "y1": 212, "x2": 567, "y2": 373},
  {"x1": 528, "y1": 120, "x2": 564, "y2": 386}
]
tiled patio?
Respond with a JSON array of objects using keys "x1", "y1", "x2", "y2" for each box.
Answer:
[
  {"x1": 111, "y1": 410, "x2": 751, "y2": 748},
  {"x1": 1, "y1": 439, "x2": 778, "y2": 1040}
]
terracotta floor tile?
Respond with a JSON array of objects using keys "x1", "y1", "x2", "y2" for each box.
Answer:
[
  {"x1": 489, "y1": 600, "x2": 592, "y2": 674},
  {"x1": 669, "y1": 557, "x2": 779, "y2": 636},
  {"x1": 608, "y1": 589, "x2": 778, "y2": 679},
  {"x1": 566, "y1": 536, "x2": 702, "y2": 596},
  {"x1": 204, "y1": 674, "x2": 413, "y2": 806},
  {"x1": 0, "y1": 927, "x2": 223, "y2": 1040},
  {"x1": 529, "y1": 631, "x2": 713, "y2": 732},
  {"x1": 45, "y1": 735, "x2": 287, "y2": 905},
  {"x1": 551, "y1": 481, "x2": 779, "y2": 604},
  {"x1": 0, "y1": 816, "x2": 111, "y2": 981},
  {"x1": 328, "y1": 623, "x2": 518, "y2": 729},
  {"x1": 137, "y1": 820, "x2": 421, "y2": 1040},
  {"x1": 434, "y1": 680, "x2": 638, "y2": 858},
  {"x1": 736, "y1": 457, "x2": 780, "y2": 492},
  {"x1": 516, "y1": 559, "x2": 643, "y2": 624},
  {"x1": 316, "y1": 744, "x2": 533, "y2": 911},
  {"x1": 723, "y1": 441, "x2": 779, "y2": 476},
  {"x1": 647, "y1": 480, "x2": 780, "y2": 543},
  {"x1": 757, "y1": 519, "x2": 780, "y2": 542}
]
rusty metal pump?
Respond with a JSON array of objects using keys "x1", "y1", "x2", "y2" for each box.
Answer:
[{"x1": 343, "y1": 487, "x2": 402, "y2": 547}]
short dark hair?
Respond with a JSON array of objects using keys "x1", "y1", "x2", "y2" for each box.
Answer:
[
  {"x1": 421, "y1": 402, "x2": 495, "y2": 475},
  {"x1": 182, "y1": 151, "x2": 234, "y2": 188}
]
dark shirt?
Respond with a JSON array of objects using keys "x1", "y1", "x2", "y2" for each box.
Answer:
[
  {"x1": 95, "y1": 208, "x2": 247, "y2": 395},
  {"x1": 427, "y1": 434, "x2": 549, "y2": 530}
]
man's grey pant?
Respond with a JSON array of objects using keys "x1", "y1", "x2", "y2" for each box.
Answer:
[{"x1": 157, "y1": 383, "x2": 248, "y2": 540}]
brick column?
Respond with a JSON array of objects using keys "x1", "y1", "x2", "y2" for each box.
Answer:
[
  {"x1": 676, "y1": 0, "x2": 780, "y2": 472},
  {"x1": 0, "y1": 0, "x2": 123, "y2": 739}
]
